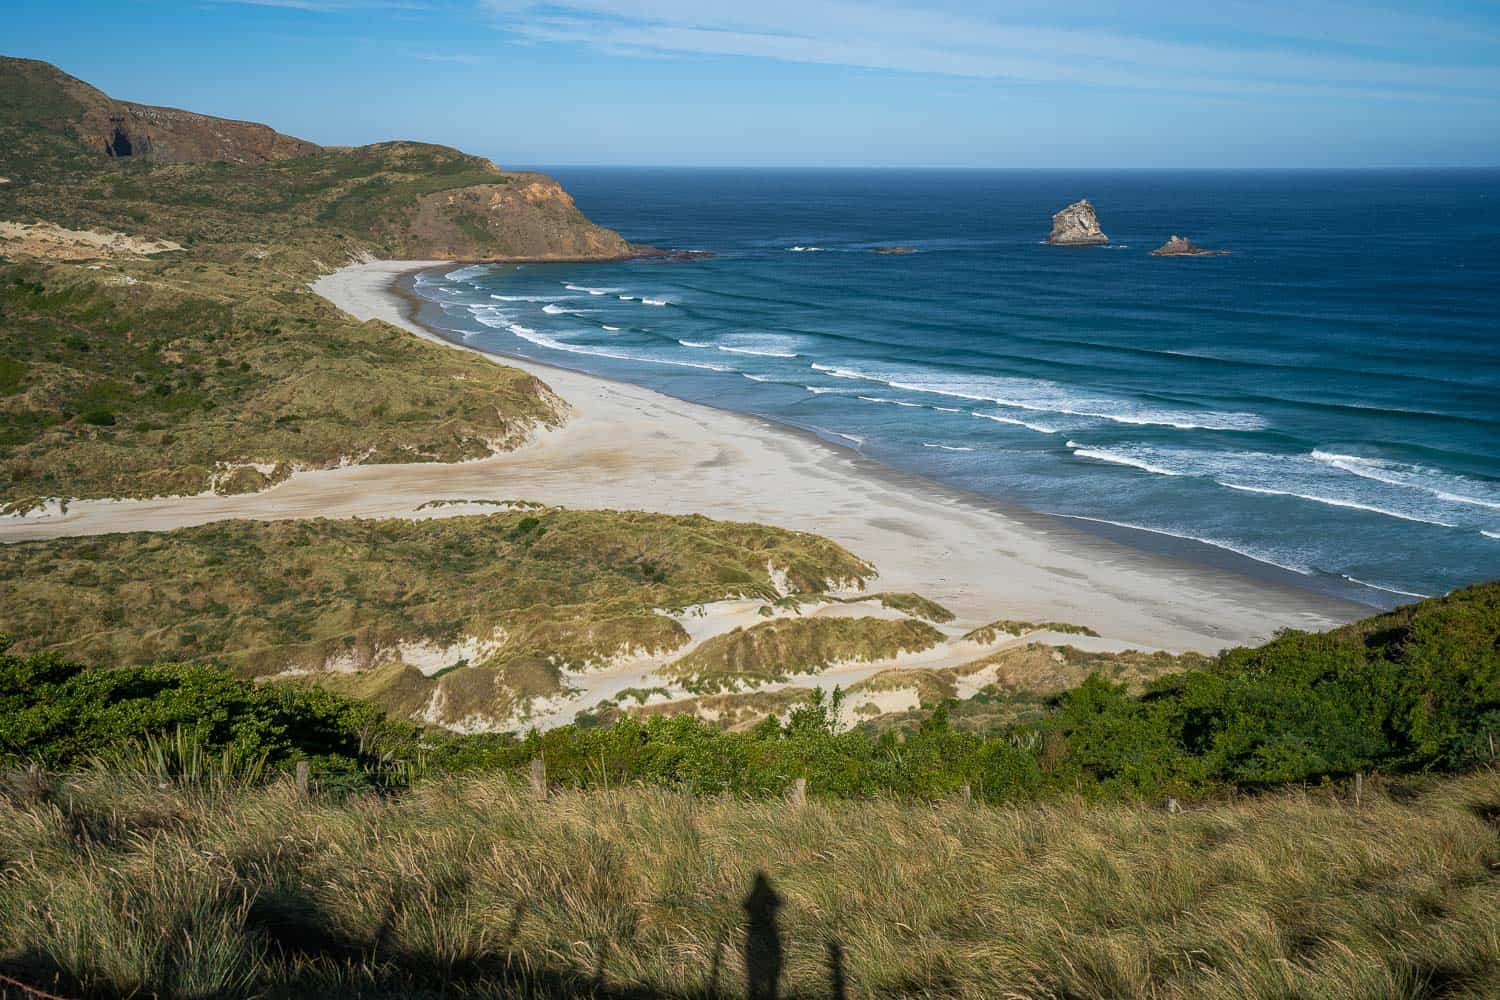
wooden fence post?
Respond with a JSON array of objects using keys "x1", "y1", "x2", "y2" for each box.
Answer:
[
  {"x1": 1354, "y1": 772, "x2": 1363, "y2": 809},
  {"x1": 789, "y1": 777, "x2": 807, "y2": 809},
  {"x1": 294, "y1": 760, "x2": 310, "y2": 799},
  {"x1": 959, "y1": 784, "x2": 972, "y2": 805},
  {"x1": 530, "y1": 757, "x2": 548, "y2": 801}
]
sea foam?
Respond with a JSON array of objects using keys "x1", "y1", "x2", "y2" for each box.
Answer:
[
  {"x1": 809, "y1": 363, "x2": 1266, "y2": 432},
  {"x1": 508, "y1": 325, "x2": 735, "y2": 372}
]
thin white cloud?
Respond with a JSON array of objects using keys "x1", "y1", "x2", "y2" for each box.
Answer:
[
  {"x1": 479, "y1": 0, "x2": 1500, "y2": 99},
  {"x1": 412, "y1": 51, "x2": 482, "y2": 63},
  {"x1": 217, "y1": 0, "x2": 432, "y2": 11}
]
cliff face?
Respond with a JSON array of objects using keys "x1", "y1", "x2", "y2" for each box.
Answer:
[
  {"x1": 0, "y1": 56, "x2": 321, "y2": 167},
  {"x1": 410, "y1": 171, "x2": 632, "y2": 260},
  {"x1": 1047, "y1": 199, "x2": 1110, "y2": 246},
  {"x1": 82, "y1": 102, "x2": 323, "y2": 165}
]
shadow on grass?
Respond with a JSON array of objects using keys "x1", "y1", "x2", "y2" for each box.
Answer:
[{"x1": 0, "y1": 871, "x2": 848, "y2": 1000}]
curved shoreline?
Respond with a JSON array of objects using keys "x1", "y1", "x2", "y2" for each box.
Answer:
[
  {"x1": 0, "y1": 259, "x2": 1370, "y2": 654},
  {"x1": 397, "y1": 264, "x2": 1408, "y2": 613}
]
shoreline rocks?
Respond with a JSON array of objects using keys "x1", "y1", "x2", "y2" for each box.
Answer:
[
  {"x1": 1151, "y1": 235, "x2": 1229, "y2": 256},
  {"x1": 1047, "y1": 199, "x2": 1109, "y2": 245}
]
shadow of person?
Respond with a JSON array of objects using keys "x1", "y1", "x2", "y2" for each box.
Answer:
[
  {"x1": 825, "y1": 939, "x2": 847, "y2": 1000},
  {"x1": 743, "y1": 871, "x2": 784, "y2": 1000}
]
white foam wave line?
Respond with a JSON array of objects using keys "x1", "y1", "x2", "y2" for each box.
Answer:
[
  {"x1": 1049, "y1": 513, "x2": 1313, "y2": 577},
  {"x1": 1435, "y1": 490, "x2": 1500, "y2": 511},
  {"x1": 809, "y1": 364, "x2": 1262, "y2": 432},
  {"x1": 1339, "y1": 575, "x2": 1431, "y2": 600},
  {"x1": 1068, "y1": 445, "x2": 1183, "y2": 477},
  {"x1": 564, "y1": 284, "x2": 618, "y2": 295},
  {"x1": 922, "y1": 442, "x2": 974, "y2": 452},
  {"x1": 507, "y1": 324, "x2": 735, "y2": 373},
  {"x1": 601, "y1": 325, "x2": 621, "y2": 332},
  {"x1": 812, "y1": 363, "x2": 885, "y2": 383},
  {"x1": 642, "y1": 298, "x2": 671, "y2": 307},
  {"x1": 971, "y1": 412, "x2": 1058, "y2": 435},
  {"x1": 1218, "y1": 482, "x2": 1458, "y2": 528},
  {"x1": 719, "y1": 345, "x2": 798, "y2": 358},
  {"x1": 678, "y1": 340, "x2": 713, "y2": 349},
  {"x1": 804, "y1": 386, "x2": 845, "y2": 395},
  {"x1": 832, "y1": 432, "x2": 864, "y2": 446},
  {"x1": 541, "y1": 304, "x2": 572, "y2": 315},
  {"x1": 932, "y1": 406, "x2": 964, "y2": 414},
  {"x1": 742, "y1": 373, "x2": 773, "y2": 383},
  {"x1": 787, "y1": 246, "x2": 826, "y2": 252},
  {"x1": 1312, "y1": 450, "x2": 1500, "y2": 510},
  {"x1": 856, "y1": 395, "x2": 922, "y2": 408},
  {"x1": 491, "y1": 294, "x2": 565, "y2": 302},
  {"x1": 445, "y1": 264, "x2": 491, "y2": 281}
]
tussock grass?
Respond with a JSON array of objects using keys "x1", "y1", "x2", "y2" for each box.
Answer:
[{"x1": 0, "y1": 767, "x2": 1495, "y2": 998}]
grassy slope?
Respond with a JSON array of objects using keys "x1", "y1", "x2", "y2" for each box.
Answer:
[
  {"x1": 0, "y1": 260, "x2": 564, "y2": 506},
  {"x1": 0, "y1": 766, "x2": 1495, "y2": 999},
  {"x1": 0, "y1": 58, "x2": 631, "y2": 505}
]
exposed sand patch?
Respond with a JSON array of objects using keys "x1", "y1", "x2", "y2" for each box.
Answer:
[{"x1": 0, "y1": 220, "x2": 184, "y2": 260}]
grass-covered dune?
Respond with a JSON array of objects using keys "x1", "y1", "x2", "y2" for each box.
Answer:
[
  {"x1": 0, "y1": 763, "x2": 1496, "y2": 999},
  {"x1": 0, "y1": 508, "x2": 873, "y2": 694},
  {"x1": 664, "y1": 616, "x2": 947, "y2": 694}
]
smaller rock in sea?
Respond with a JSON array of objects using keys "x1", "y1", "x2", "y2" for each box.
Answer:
[{"x1": 1151, "y1": 234, "x2": 1230, "y2": 256}]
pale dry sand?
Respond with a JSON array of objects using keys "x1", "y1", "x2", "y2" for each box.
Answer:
[{"x1": 0, "y1": 260, "x2": 1368, "y2": 656}]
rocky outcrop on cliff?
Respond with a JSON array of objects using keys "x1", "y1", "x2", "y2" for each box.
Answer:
[
  {"x1": 84, "y1": 102, "x2": 322, "y2": 165},
  {"x1": 1151, "y1": 235, "x2": 1229, "y2": 256},
  {"x1": 1046, "y1": 199, "x2": 1109, "y2": 246}
]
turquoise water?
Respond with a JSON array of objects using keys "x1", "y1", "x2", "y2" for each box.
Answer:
[{"x1": 409, "y1": 169, "x2": 1500, "y2": 608}]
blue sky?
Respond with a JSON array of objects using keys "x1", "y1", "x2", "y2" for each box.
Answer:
[{"x1": 8, "y1": 1, "x2": 1500, "y2": 167}]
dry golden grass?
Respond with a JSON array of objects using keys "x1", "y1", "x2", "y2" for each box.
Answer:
[{"x1": 1, "y1": 767, "x2": 1496, "y2": 998}]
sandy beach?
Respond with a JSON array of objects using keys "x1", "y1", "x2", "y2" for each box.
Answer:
[{"x1": 0, "y1": 259, "x2": 1368, "y2": 654}]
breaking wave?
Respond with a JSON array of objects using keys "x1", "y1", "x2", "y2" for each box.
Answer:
[{"x1": 809, "y1": 363, "x2": 1266, "y2": 432}]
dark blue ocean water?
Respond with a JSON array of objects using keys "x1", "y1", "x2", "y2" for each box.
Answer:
[{"x1": 409, "y1": 169, "x2": 1500, "y2": 608}]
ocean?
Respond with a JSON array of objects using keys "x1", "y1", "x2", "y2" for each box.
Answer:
[{"x1": 406, "y1": 169, "x2": 1500, "y2": 609}]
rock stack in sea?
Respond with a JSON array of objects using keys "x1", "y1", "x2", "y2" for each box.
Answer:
[
  {"x1": 1046, "y1": 199, "x2": 1109, "y2": 245},
  {"x1": 1151, "y1": 235, "x2": 1230, "y2": 256}
]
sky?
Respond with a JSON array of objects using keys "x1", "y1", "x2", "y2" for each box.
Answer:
[{"x1": 7, "y1": 1, "x2": 1500, "y2": 167}]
